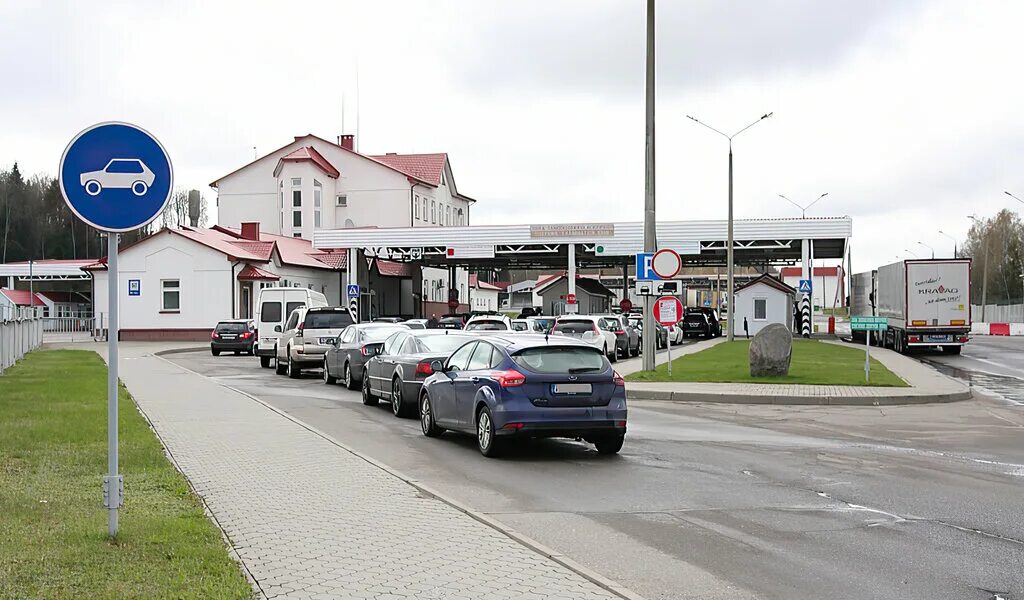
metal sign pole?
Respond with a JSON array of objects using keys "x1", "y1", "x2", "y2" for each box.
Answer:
[
  {"x1": 667, "y1": 325, "x2": 672, "y2": 376},
  {"x1": 105, "y1": 233, "x2": 122, "y2": 536},
  {"x1": 864, "y1": 328, "x2": 870, "y2": 383}
]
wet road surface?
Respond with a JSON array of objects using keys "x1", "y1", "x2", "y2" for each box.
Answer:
[{"x1": 168, "y1": 350, "x2": 1024, "y2": 600}]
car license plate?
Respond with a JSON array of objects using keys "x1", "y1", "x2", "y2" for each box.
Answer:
[
  {"x1": 222, "y1": 335, "x2": 236, "y2": 340},
  {"x1": 319, "y1": 337, "x2": 334, "y2": 345},
  {"x1": 552, "y1": 383, "x2": 592, "y2": 395},
  {"x1": 925, "y1": 334, "x2": 952, "y2": 343}
]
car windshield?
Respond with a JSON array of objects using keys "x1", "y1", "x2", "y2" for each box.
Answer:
[
  {"x1": 529, "y1": 319, "x2": 554, "y2": 332},
  {"x1": 511, "y1": 321, "x2": 529, "y2": 331},
  {"x1": 363, "y1": 326, "x2": 406, "y2": 341},
  {"x1": 417, "y1": 335, "x2": 474, "y2": 353},
  {"x1": 512, "y1": 346, "x2": 607, "y2": 374},
  {"x1": 215, "y1": 322, "x2": 248, "y2": 333},
  {"x1": 465, "y1": 320, "x2": 507, "y2": 331},
  {"x1": 553, "y1": 320, "x2": 594, "y2": 335},
  {"x1": 304, "y1": 311, "x2": 354, "y2": 329},
  {"x1": 684, "y1": 314, "x2": 706, "y2": 324}
]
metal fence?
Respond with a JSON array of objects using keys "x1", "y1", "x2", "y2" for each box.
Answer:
[
  {"x1": 1, "y1": 307, "x2": 44, "y2": 375},
  {"x1": 972, "y1": 304, "x2": 1024, "y2": 322},
  {"x1": 41, "y1": 316, "x2": 99, "y2": 343}
]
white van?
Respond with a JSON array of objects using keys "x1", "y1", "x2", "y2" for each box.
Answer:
[{"x1": 255, "y1": 287, "x2": 328, "y2": 368}]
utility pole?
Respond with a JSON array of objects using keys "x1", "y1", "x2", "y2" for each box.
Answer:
[
  {"x1": 970, "y1": 215, "x2": 988, "y2": 321},
  {"x1": 641, "y1": 0, "x2": 657, "y2": 370}
]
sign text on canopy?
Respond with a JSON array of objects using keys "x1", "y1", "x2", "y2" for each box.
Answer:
[{"x1": 530, "y1": 223, "x2": 615, "y2": 238}]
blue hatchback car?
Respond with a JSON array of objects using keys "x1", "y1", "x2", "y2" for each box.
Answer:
[{"x1": 418, "y1": 334, "x2": 627, "y2": 457}]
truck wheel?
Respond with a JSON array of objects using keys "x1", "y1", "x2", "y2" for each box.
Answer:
[
  {"x1": 260, "y1": 356, "x2": 272, "y2": 369},
  {"x1": 946, "y1": 345, "x2": 962, "y2": 355}
]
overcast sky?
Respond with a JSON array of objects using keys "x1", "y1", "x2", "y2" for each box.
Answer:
[{"x1": 2, "y1": 0, "x2": 1022, "y2": 272}]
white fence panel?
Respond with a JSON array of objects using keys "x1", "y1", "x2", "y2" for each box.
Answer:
[
  {"x1": 0, "y1": 307, "x2": 44, "y2": 375},
  {"x1": 971, "y1": 304, "x2": 1024, "y2": 323}
]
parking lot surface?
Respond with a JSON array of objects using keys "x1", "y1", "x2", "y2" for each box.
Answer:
[{"x1": 168, "y1": 347, "x2": 1024, "y2": 600}]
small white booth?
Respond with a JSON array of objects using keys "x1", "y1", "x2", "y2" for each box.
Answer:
[{"x1": 732, "y1": 274, "x2": 797, "y2": 337}]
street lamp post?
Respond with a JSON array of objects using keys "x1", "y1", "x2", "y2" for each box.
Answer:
[
  {"x1": 938, "y1": 230, "x2": 958, "y2": 258},
  {"x1": 777, "y1": 193, "x2": 829, "y2": 219},
  {"x1": 916, "y1": 241, "x2": 934, "y2": 259},
  {"x1": 1005, "y1": 190, "x2": 1024, "y2": 206},
  {"x1": 641, "y1": 0, "x2": 657, "y2": 370},
  {"x1": 686, "y1": 112, "x2": 773, "y2": 342},
  {"x1": 904, "y1": 248, "x2": 919, "y2": 258}
]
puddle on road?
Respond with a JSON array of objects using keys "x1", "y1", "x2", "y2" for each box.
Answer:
[{"x1": 922, "y1": 359, "x2": 1024, "y2": 406}]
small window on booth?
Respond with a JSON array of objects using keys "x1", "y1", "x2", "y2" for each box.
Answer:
[{"x1": 754, "y1": 298, "x2": 767, "y2": 320}]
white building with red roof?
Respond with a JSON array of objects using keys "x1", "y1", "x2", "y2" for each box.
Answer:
[
  {"x1": 210, "y1": 133, "x2": 477, "y2": 318},
  {"x1": 86, "y1": 223, "x2": 348, "y2": 340}
]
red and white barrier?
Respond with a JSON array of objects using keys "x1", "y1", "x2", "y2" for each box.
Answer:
[{"x1": 972, "y1": 322, "x2": 1024, "y2": 335}]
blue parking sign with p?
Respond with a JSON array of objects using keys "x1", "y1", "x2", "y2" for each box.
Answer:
[
  {"x1": 635, "y1": 252, "x2": 661, "y2": 280},
  {"x1": 59, "y1": 122, "x2": 173, "y2": 233}
]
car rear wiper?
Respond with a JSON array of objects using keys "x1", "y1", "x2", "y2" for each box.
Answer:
[{"x1": 567, "y1": 367, "x2": 602, "y2": 373}]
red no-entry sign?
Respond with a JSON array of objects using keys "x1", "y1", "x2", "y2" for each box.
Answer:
[
  {"x1": 566, "y1": 293, "x2": 577, "y2": 305},
  {"x1": 653, "y1": 296, "x2": 683, "y2": 326}
]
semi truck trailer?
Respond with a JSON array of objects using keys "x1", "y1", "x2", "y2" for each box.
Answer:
[{"x1": 852, "y1": 259, "x2": 971, "y2": 353}]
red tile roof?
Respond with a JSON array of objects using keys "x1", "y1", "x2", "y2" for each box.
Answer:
[
  {"x1": 369, "y1": 153, "x2": 447, "y2": 186},
  {"x1": 237, "y1": 264, "x2": 280, "y2": 281},
  {"x1": 274, "y1": 146, "x2": 340, "y2": 179},
  {"x1": 312, "y1": 250, "x2": 348, "y2": 269},
  {"x1": 375, "y1": 260, "x2": 413, "y2": 278},
  {"x1": 227, "y1": 241, "x2": 275, "y2": 260},
  {"x1": 0, "y1": 288, "x2": 45, "y2": 306},
  {"x1": 780, "y1": 266, "x2": 843, "y2": 277}
]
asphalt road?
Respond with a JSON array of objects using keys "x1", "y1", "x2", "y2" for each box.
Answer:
[
  {"x1": 919, "y1": 336, "x2": 1024, "y2": 405},
  {"x1": 168, "y1": 348, "x2": 1024, "y2": 600}
]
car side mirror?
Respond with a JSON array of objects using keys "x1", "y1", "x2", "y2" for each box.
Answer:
[
  {"x1": 430, "y1": 359, "x2": 444, "y2": 373},
  {"x1": 274, "y1": 325, "x2": 282, "y2": 333},
  {"x1": 374, "y1": 345, "x2": 383, "y2": 355}
]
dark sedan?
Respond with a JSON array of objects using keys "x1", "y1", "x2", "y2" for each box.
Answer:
[
  {"x1": 362, "y1": 330, "x2": 476, "y2": 417},
  {"x1": 323, "y1": 323, "x2": 408, "y2": 389},
  {"x1": 210, "y1": 319, "x2": 256, "y2": 355},
  {"x1": 418, "y1": 335, "x2": 627, "y2": 457}
]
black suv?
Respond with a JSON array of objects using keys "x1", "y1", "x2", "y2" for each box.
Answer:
[{"x1": 681, "y1": 309, "x2": 722, "y2": 339}]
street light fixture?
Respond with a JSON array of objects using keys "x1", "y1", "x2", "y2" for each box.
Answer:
[
  {"x1": 937, "y1": 230, "x2": 957, "y2": 258},
  {"x1": 904, "y1": 248, "x2": 919, "y2": 258},
  {"x1": 1005, "y1": 191, "x2": 1024, "y2": 205},
  {"x1": 777, "y1": 193, "x2": 829, "y2": 219},
  {"x1": 686, "y1": 111, "x2": 773, "y2": 342},
  {"x1": 916, "y1": 241, "x2": 934, "y2": 259}
]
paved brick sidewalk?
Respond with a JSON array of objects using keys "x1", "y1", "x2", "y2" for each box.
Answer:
[{"x1": 112, "y1": 346, "x2": 625, "y2": 600}]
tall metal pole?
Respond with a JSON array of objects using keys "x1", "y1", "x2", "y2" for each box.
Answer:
[
  {"x1": 726, "y1": 144, "x2": 734, "y2": 341},
  {"x1": 106, "y1": 233, "x2": 121, "y2": 536},
  {"x1": 641, "y1": 0, "x2": 657, "y2": 370}
]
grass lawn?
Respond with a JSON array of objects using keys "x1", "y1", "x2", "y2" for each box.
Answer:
[
  {"x1": 0, "y1": 350, "x2": 253, "y2": 599},
  {"x1": 626, "y1": 339, "x2": 907, "y2": 386}
]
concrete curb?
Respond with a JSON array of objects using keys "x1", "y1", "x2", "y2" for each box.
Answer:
[
  {"x1": 152, "y1": 351, "x2": 647, "y2": 600},
  {"x1": 153, "y1": 346, "x2": 207, "y2": 356},
  {"x1": 628, "y1": 387, "x2": 973, "y2": 405}
]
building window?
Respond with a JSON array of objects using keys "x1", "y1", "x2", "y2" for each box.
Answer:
[
  {"x1": 336, "y1": 194, "x2": 347, "y2": 207},
  {"x1": 446, "y1": 206, "x2": 451, "y2": 226},
  {"x1": 431, "y1": 200, "x2": 436, "y2": 224},
  {"x1": 293, "y1": 211, "x2": 302, "y2": 227},
  {"x1": 458, "y1": 208, "x2": 465, "y2": 225},
  {"x1": 754, "y1": 298, "x2": 767, "y2": 320},
  {"x1": 422, "y1": 197, "x2": 428, "y2": 220},
  {"x1": 293, "y1": 233, "x2": 302, "y2": 238},
  {"x1": 293, "y1": 189, "x2": 301, "y2": 207},
  {"x1": 291, "y1": 178, "x2": 301, "y2": 187},
  {"x1": 414, "y1": 194, "x2": 420, "y2": 220},
  {"x1": 314, "y1": 180, "x2": 322, "y2": 228},
  {"x1": 161, "y1": 280, "x2": 180, "y2": 311}
]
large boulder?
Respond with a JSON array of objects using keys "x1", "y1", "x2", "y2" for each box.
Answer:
[{"x1": 749, "y1": 323, "x2": 793, "y2": 377}]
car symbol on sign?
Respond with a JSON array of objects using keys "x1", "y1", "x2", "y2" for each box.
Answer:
[{"x1": 79, "y1": 158, "x2": 156, "y2": 197}]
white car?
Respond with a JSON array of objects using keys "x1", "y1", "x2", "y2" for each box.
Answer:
[
  {"x1": 668, "y1": 323, "x2": 686, "y2": 345},
  {"x1": 510, "y1": 316, "x2": 555, "y2": 333},
  {"x1": 80, "y1": 158, "x2": 156, "y2": 197},
  {"x1": 464, "y1": 314, "x2": 513, "y2": 331},
  {"x1": 550, "y1": 315, "x2": 620, "y2": 362}
]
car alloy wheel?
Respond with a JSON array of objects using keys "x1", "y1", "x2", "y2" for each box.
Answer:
[
  {"x1": 391, "y1": 378, "x2": 404, "y2": 417},
  {"x1": 288, "y1": 355, "x2": 300, "y2": 379},
  {"x1": 420, "y1": 393, "x2": 441, "y2": 437},
  {"x1": 476, "y1": 406, "x2": 501, "y2": 457},
  {"x1": 362, "y1": 372, "x2": 378, "y2": 405},
  {"x1": 323, "y1": 357, "x2": 337, "y2": 385},
  {"x1": 342, "y1": 362, "x2": 350, "y2": 387}
]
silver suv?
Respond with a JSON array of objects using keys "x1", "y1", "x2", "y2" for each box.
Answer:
[{"x1": 275, "y1": 307, "x2": 354, "y2": 378}]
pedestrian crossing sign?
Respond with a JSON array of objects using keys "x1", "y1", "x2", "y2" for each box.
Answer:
[{"x1": 798, "y1": 279, "x2": 812, "y2": 294}]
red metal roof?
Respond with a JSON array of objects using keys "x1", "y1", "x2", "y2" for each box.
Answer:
[
  {"x1": 0, "y1": 288, "x2": 45, "y2": 306},
  {"x1": 36, "y1": 291, "x2": 89, "y2": 303},
  {"x1": 312, "y1": 250, "x2": 348, "y2": 269},
  {"x1": 375, "y1": 260, "x2": 413, "y2": 278},
  {"x1": 227, "y1": 240, "x2": 275, "y2": 261},
  {"x1": 237, "y1": 264, "x2": 280, "y2": 281},
  {"x1": 468, "y1": 274, "x2": 501, "y2": 291},
  {"x1": 274, "y1": 146, "x2": 340, "y2": 179},
  {"x1": 780, "y1": 266, "x2": 843, "y2": 277},
  {"x1": 369, "y1": 153, "x2": 447, "y2": 186}
]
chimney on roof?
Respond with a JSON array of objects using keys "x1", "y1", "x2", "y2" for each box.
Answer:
[
  {"x1": 340, "y1": 134, "x2": 354, "y2": 151},
  {"x1": 240, "y1": 222, "x2": 260, "y2": 241}
]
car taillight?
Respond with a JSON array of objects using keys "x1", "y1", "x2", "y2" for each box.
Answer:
[
  {"x1": 502, "y1": 422, "x2": 524, "y2": 430},
  {"x1": 415, "y1": 362, "x2": 433, "y2": 376},
  {"x1": 908, "y1": 335, "x2": 920, "y2": 343},
  {"x1": 360, "y1": 345, "x2": 373, "y2": 356},
  {"x1": 297, "y1": 323, "x2": 304, "y2": 334},
  {"x1": 592, "y1": 324, "x2": 600, "y2": 334},
  {"x1": 615, "y1": 330, "x2": 625, "y2": 335},
  {"x1": 495, "y1": 369, "x2": 526, "y2": 387},
  {"x1": 211, "y1": 331, "x2": 219, "y2": 339},
  {"x1": 240, "y1": 331, "x2": 252, "y2": 339},
  {"x1": 613, "y1": 371, "x2": 625, "y2": 386},
  {"x1": 957, "y1": 335, "x2": 969, "y2": 343}
]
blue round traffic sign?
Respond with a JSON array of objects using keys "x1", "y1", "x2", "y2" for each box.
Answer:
[{"x1": 59, "y1": 122, "x2": 173, "y2": 232}]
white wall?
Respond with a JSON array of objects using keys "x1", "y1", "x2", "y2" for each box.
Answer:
[
  {"x1": 471, "y1": 287, "x2": 499, "y2": 311},
  {"x1": 783, "y1": 272, "x2": 843, "y2": 308},
  {"x1": 733, "y1": 284, "x2": 792, "y2": 337},
  {"x1": 93, "y1": 232, "x2": 231, "y2": 330}
]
